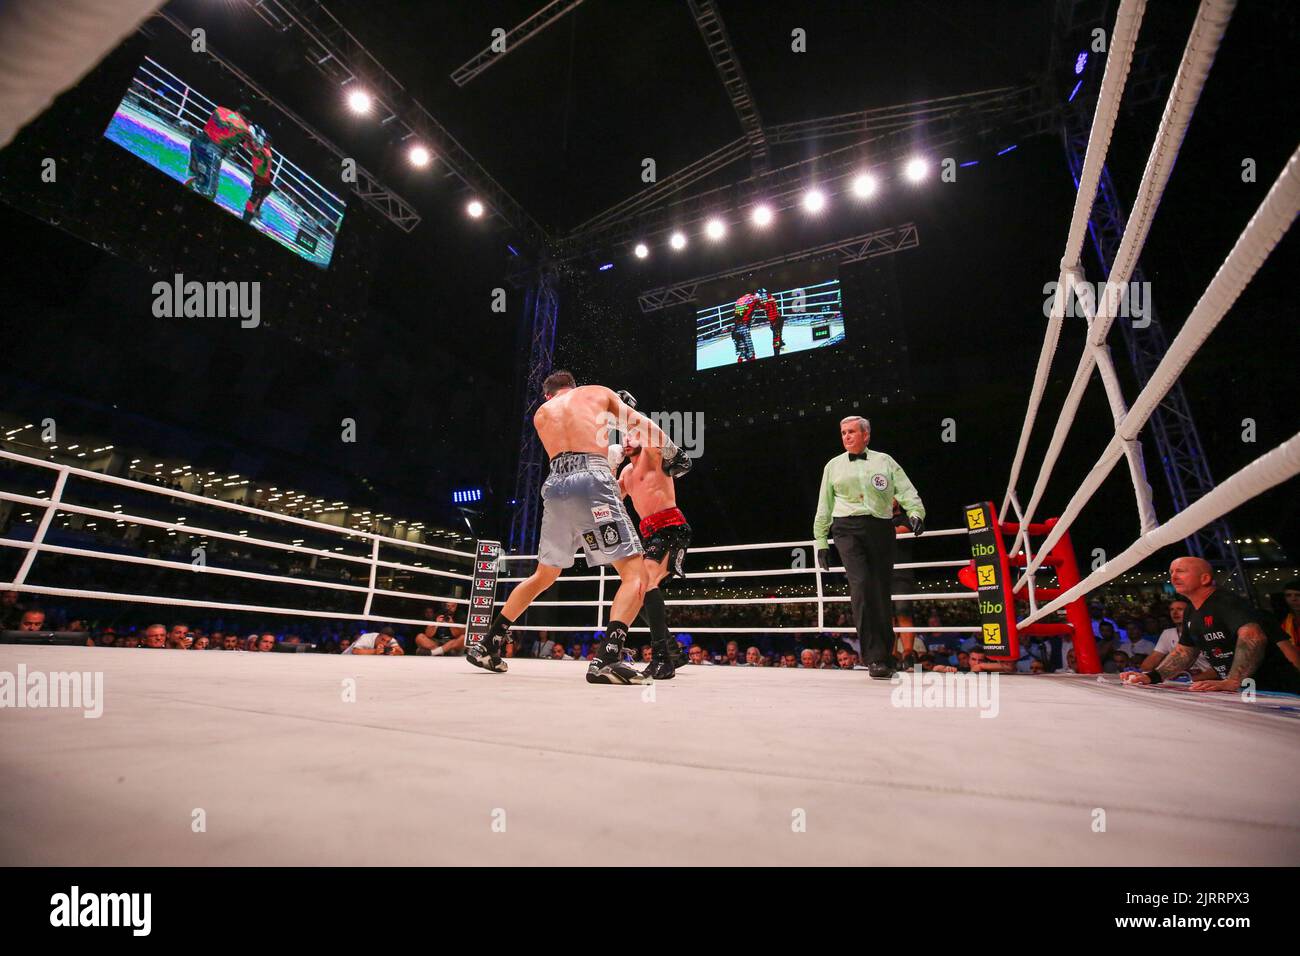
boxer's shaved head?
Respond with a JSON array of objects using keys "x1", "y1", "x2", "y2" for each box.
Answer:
[
  {"x1": 542, "y1": 369, "x2": 576, "y2": 397},
  {"x1": 1169, "y1": 556, "x2": 1214, "y2": 595}
]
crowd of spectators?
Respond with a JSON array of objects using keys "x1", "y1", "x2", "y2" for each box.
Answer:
[{"x1": 8, "y1": 582, "x2": 1297, "y2": 677}]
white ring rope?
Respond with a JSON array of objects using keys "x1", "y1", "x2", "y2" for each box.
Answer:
[
  {"x1": 0, "y1": 489, "x2": 470, "y2": 583},
  {"x1": 0, "y1": 450, "x2": 473, "y2": 560},
  {"x1": 523, "y1": 592, "x2": 975, "y2": 608},
  {"x1": 1020, "y1": 430, "x2": 1300, "y2": 628},
  {"x1": 1017, "y1": 144, "x2": 1300, "y2": 591},
  {"x1": 997, "y1": 0, "x2": 1297, "y2": 624},
  {"x1": 498, "y1": 558, "x2": 969, "y2": 585},
  {"x1": 1007, "y1": 0, "x2": 1236, "y2": 557},
  {"x1": 1000, "y1": 0, "x2": 1148, "y2": 524},
  {"x1": 1, "y1": 448, "x2": 980, "y2": 639},
  {"x1": 0, "y1": 448, "x2": 478, "y2": 625},
  {"x1": 3, "y1": 584, "x2": 454, "y2": 629}
]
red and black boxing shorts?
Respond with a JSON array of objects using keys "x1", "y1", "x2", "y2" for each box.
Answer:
[{"x1": 638, "y1": 507, "x2": 692, "y2": 580}]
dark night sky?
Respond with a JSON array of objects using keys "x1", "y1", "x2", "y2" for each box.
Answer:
[{"x1": 1, "y1": 0, "x2": 1295, "y2": 571}]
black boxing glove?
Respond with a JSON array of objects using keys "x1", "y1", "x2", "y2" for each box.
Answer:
[{"x1": 662, "y1": 444, "x2": 692, "y2": 478}]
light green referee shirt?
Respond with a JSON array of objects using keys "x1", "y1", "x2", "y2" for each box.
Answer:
[{"x1": 813, "y1": 449, "x2": 926, "y2": 550}]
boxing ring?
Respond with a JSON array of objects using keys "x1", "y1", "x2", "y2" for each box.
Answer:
[
  {"x1": 1, "y1": 0, "x2": 1298, "y2": 865},
  {"x1": 2, "y1": 437, "x2": 1298, "y2": 866}
]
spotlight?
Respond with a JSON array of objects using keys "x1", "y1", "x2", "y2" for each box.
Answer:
[
  {"x1": 904, "y1": 157, "x2": 928, "y2": 182},
  {"x1": 346, "y1": 89, "x2": 373, "y2": 114},
  {"x1": 466, "y1": 199, "x2": 485, "y2": 218},
  {"x1": 751, "y1": 204, "x2": 773, "y2": 227},
  {"x1": 634, "y1": 242, "x2": 649, "y2": 259},
  {"x1": 407, "y1": 144, "x2": 431, "y2": 167},
  {"x1": 705, "y1": 218, "x2": 726, "y2": 240},
  {"x1": 802, "y1": 189, "x2": 826, "y2": 213},
  {"x1": 670, "y1": 231, "x2": 687, "y2": 250},
  {"x1": 851, "y1": 173, "x2": 878, "y2": 198}
]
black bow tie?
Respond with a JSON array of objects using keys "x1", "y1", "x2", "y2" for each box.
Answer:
[{"x1": 848, "y1": 452, "x2": 868, "y2": 461}]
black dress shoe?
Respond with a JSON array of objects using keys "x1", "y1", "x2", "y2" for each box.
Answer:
[{"x1": 867, "y1": 661, "x2": 895, "y2": 680}]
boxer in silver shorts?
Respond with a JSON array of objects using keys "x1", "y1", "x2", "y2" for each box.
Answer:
[
  {"x1": 538, "y1": 453, "x2": 642, "y2": 569},
  {"x1": 468, "y1": 370, "x2": 690, "y2": 684}
]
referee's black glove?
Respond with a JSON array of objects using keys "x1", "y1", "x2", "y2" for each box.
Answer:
[
  {"x1": 909, "y1": 515, "x2": 925, "y2": 537},
  {"x1": 816, "y1": 548, "x2": 831, "y2": 572}
]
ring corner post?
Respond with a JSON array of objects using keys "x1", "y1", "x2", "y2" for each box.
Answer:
[
  {"x1": 1046, "y1": 522, "x2": 1100, "y2": 674},
  {"x1": 466, "y1": 539, "x2": 503, "y2": 655},
  {"x1": 966, "y1": 501, "x2": 1019, "y2": 663}
]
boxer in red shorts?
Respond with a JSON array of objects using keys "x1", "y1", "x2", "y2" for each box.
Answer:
[{"x1": 613, "y1": 433, "x2": 693, "y2": 679}]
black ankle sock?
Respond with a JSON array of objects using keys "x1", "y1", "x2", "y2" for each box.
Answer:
[
  {"x1": 640, "y1": 589, "x2": 668, "y2": 648},
  {"x1": 489, "y1": 611, "x2": 515, "y2": 638},
  {"x1": 599, "y1": 620, "x2": 629, "y2": 660}
]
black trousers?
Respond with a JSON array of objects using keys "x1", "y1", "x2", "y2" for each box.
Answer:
[{"x1": 832, "y1": 515, "x2": 897, "y2": 665}]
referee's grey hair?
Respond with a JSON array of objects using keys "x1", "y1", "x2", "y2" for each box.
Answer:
[{"x1": 839, "y1": 415, "x2": 870, "y2": 433}]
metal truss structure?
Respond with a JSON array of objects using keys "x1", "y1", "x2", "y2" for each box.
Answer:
[
  {"x1": 223, "y1": 0, "x2": 1240, "y2": 576},
  {"x1": 506, "y1": 268, "x2": 560, "y2": 557},
  {"x1": 246, "y1": 0, "x2": 549, "y2": 248},
  {"x1": 636, "y1": 223, "x2": 919, "y2": 313},
  {"x1": 450, "y1": 0, "x2": 586, "y2": 87},
  {"x1": 559, "y1": 85, "x2": 1051, "y2": 264},
  {"x1": 686, "y1": 0, "x2": 769, "y2": 171}
]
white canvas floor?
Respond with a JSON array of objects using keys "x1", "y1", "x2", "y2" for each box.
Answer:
[{"x1": 2, "y1": 646, "x2": 1297, "y2": 866}]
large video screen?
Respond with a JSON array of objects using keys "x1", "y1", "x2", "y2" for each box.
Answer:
[
  {"x1": 694, "y1": 260, "x2": 844, "y2": 371},
  {"x1": 104, "y1": 57, "x2": 345, "y2": 269}
]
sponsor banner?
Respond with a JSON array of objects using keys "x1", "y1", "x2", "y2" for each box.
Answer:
[
  {"x1": 466, "y1": 540, "x2": 502, "y2": 654},
  {"x1": 964, "y1": 502, "x2": 1017, "y2": 658}
]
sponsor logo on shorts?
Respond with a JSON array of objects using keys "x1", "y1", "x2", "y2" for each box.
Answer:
[
  {"x1": 673, "y1": 550, "x2": 686, "y2": 577},
  {"x1": 871, "y1": 473, "x2": 888, "y2": 491},
  {"x1": 591, "y1": 504, "x2": 613, "y2": 523},
  {"x1": 582, "y1": 530, "x2": 599, "y2": 551},
  {"x1": 599, "y1": 522, "x2": 622, "y2": 551}
]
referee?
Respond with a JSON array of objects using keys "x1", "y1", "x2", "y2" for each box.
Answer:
[{"x1": 813, "y1": 416, "x2": 926, "y2": 679}]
